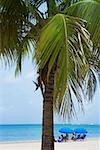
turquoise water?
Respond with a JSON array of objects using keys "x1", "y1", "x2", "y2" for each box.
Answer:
[{"x1": 0, "y1": 124, "x2": 100, "y2": 141}]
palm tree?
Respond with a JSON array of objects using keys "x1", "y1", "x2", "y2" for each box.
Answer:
[{"x1": 0, "y1": 0, "x2": 100, "y2": 150}]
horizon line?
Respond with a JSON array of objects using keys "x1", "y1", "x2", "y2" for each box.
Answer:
[{"x1": 0, "y1": 123, "x2": 100, "y2": 125}]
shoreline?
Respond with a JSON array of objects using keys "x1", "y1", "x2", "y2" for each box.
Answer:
[
  {"x1": 0, "y1": 137, "x2": 100, "y2": 143},
  {"x1": 0, "y1": 138, "x2": 100, "y2": 150}
]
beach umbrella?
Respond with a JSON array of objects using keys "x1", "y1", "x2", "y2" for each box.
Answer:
[
  {"x1": 74, "y1": 128, "x2": 87, "y2": 134},
  {"x1": 59, "y1": 128, "x2": 73, "y2": 134}
]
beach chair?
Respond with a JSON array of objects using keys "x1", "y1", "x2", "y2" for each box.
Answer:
[
  {"x1": 76, "y1": 134, "x2": 81, "y2": 140},
  {"x1": 80, "y1": 134, "x2": 86, "y2": 140}
]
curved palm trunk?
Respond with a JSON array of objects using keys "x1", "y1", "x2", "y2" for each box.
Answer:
[{"x1": 41, "y1": 70, "x2": 54, "y2": 150}]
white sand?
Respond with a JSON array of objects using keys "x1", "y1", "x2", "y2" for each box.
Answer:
[{"x1": 0, "y1": 138, "x2": 100, "y2": 150}]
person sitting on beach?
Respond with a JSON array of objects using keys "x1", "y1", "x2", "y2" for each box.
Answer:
[
  {"x1": 58, "y1": 135, "x2": 64, "y2": 142},
  {"x1": 65, "y1": 133, "x2": 69, "y2": 142},
  {"x1": 57, "y1": 136, "x2": 63, "y2": 142},
  {"x1": 76, "y1": 134, "x2": 81, "y2": 140},
  {"x1": 71, "y1": 132, "x2": 76, "y2": 141},
  {"x1": 80, "y1": 134, "x2": 86, "y2": 140}
]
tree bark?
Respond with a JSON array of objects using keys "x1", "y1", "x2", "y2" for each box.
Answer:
[{"x1": 41, "y1": 69, "x2": 54, "y2": 150}]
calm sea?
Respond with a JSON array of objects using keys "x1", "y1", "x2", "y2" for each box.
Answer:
[{"x1": 0, "y1": 124, "x2": 100, "y2": 142}]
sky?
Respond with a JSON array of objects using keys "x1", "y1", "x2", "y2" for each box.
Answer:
[{"x1": 0, "y1": 57, "x2": 100, "y2": 125}]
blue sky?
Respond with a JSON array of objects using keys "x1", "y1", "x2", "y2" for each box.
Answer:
[{"x1": 0, "y1": 57, "x2": 100, "y2": 125}]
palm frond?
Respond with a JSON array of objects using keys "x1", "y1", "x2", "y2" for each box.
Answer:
[
  {"x1": 65, "y1": 0, "x2": 100, "y2": 48},
  {"x1": 15, "y1": 38, "x2": 35, "y2": 75},
  {"x1": 59, "y1": 73, "x2": 85, "y2": 119},
  {"x1": 58, "y1": 0, "x2": 81, "y2": 11},
  {"x1": 84, "y1": 68, "x2": 98, "y2": 101},
  {"x1": 36, "y1": 14, "x2": 92, "y2": 115},
  {"x1": 0, "y1": 0, "x2": 43, "y2": 70},
  {"x1": 0, "y1": 0, "x2": 29, "y2": 60}
]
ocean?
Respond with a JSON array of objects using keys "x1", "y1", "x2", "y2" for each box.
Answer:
[{"x1": 0, "y1": 124, "x2": 100, "y2": 142}]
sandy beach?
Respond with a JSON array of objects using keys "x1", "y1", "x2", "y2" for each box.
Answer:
[{"x1": 0, "y1": 138, "x2": 100, "y2": 150}]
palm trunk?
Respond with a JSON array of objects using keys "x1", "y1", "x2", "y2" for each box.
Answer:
[{"x1": 41, "y1": 69, "x2": 54, "y2": 150}]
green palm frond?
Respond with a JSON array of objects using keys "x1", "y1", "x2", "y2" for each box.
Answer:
[
  {"x1": 0, "y1": 0, "x2": 44, "y2": 70},
  {"x1": 36, "y1": 14, "x2": 92, "y2": 114},
  {"x1": 14, "y1": 19, "x2": 47, "y2": 75},
  {"x1": 0, "y1": 0, "x2": 29, "y2": 59},
  {"x1": 65, "y1": 0, "x2": 100, "y2": 48},
  {"x1": 58, "y1": 0, "x2": 81, "y2": 11},
  {"x1": 24, "y1": 0, "x2": 45, "y2": 20},
  {"x1": 84, "y1": 68, "x2": 98, "y2": 101},
  {"x1": 15, "y1": 38, "x2": 35, "y2": 75},
  {"x1": 59, "y1": 86, "x2": 77, "y2": 120},
  {"x1": 59, "y1": 74, "x2": 85, "y2": 119}
]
